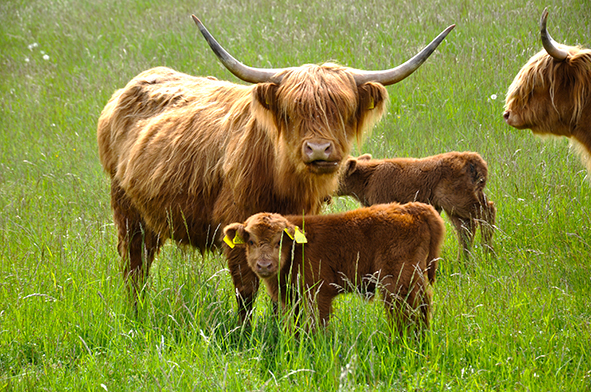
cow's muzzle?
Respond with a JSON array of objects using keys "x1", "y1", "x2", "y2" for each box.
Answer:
[{"x1": 303, "y1": 140, "x2": 340, "y2": 173}]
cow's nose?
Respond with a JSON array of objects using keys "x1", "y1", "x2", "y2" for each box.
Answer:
[
  {"x1": 304, "y1": 141, "x2": 334, "y2": 161},
  {"x1": 503, "y1": 111, "x2": 510, "y2": 121}
]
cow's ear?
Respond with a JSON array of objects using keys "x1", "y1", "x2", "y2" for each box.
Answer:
[
  {"x1": 253, "y1": 83, "x2": 278, "y2": 111},
  {"x1": 357, "y1": 153, "x2": 372, "y2": 161},
  {"x1": 223, "y1": 223, "x2": 248, "y2": 248},
  {"x1": 357, "y1": 82, "x2": 387, "y2": 112}
]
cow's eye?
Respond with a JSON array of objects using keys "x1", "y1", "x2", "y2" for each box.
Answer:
[
  {"x1": 275, "y1": 242, "x2": 280, "y2": 249},
  {"x1": 248, "y1": 240, "x2": 254, "y2": 246}
]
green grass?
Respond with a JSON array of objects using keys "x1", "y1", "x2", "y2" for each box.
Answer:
[{"x1": 1, "y1": 0, "x2": 591, "y2": 390}]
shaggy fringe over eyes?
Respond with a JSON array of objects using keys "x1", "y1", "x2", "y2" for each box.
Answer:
[
  {"x1": 275, "y1": 63, "x2": 386, "y2": 143},
  {"x1": 505, "y1": 45, "x2": 591, "y2": 125},
  {"x1": 280, "y1": 64, "x2": 357, "y2": 131}
]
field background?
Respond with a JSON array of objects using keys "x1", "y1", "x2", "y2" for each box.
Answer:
[{"x1": 1, "y1": 0, "x2": 590, "y2": 390}]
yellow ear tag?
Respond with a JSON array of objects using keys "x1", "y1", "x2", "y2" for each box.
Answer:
[
  {"x1": 223, "y1": 235, "x2": 235, "y2": 249},
  {"x1": 284, "y1": 227, "x2": 307, "y2": 243},
  {"x1": 368, "y1": 97, "x2": 375, "y2": 110},
  {"x1": 294, "y1": 227, "x2": 307, "y2": 244},
  {"x1": 232, "y1": 233, "x2": 245, "y2": 245}
]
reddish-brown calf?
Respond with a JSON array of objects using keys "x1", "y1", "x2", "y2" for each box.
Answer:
[
  {"x1": 223, "y1": 203, "x2": 445, "y2": 333},
  {"x1": 337, "y1": 152, "x2": 496, "y2": 258}
]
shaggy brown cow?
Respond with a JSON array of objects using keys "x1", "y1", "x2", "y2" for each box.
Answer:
[
  {"x1": 223, "y1": 203, "x2": 445, "y2": 332},
  {"x1": 504, "y1": 9, "x2": 591, "y2": 171},
  {"x1": 337, "y1": 152, "x2": 496, "y2": 258},
  {"x1": 97, "y1": 15, "x2": 454, "y2": 319}
]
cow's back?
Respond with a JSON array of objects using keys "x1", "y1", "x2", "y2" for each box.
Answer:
[{"x1": 97, "y1": 67, "x2": 255, "y2": 246}]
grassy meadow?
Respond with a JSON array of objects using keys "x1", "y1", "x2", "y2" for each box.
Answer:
[{"x1": 1, "y1": 0, "x2": 591, "y2": 390}]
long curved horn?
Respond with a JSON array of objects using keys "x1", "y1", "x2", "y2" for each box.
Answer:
[
  {"x1": 351, "y1": 24, "x2": 456, "y2": 86},
  {"x1": 192, "y1": 15, "x2": 287, "y2": 84},
  {"x1": 540, "y1": 8, "x2": 568, "y2": 61}
]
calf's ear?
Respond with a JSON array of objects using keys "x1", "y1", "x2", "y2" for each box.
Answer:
[
  {"x1": 344, "y1": 157, "x2": 358, "y2": 177},
  {"x1": 282, "y1": 222, "x2": 299, "y2": 241},
  {"x1": 223, "y1": 223, "x2": 248, "y2": 248},
  {"x1": 357, "y1": 153, "x2": 372, "y2": 161}
]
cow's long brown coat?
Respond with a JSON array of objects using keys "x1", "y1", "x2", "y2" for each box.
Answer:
[
  {"x1": 337, "y1": 152, "x2": 496, "y2": 257},
  {"x1": 223, "y1": 203, "x2": 445, "y2": 332}
]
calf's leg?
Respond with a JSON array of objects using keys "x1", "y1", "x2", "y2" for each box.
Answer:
[
  {"x1": 449, "y1": 214, "x2": 476, "y2": 259},
  {"x1": 381, "y1": 262, "x2": 431, "y2": 335},
  {"x1": 479, "y1": 200, "x2": 496, "y2": 253},
  {"x1": 226, "y1": 247, "x2": 260, "y2": 324}
]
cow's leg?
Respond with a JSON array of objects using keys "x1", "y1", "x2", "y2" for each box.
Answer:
[
  {"x1": 449, "y1": 214, "x2": 476, "y2": 259},
  {"x1": 111, "y1": 181, "x2": 162, "y2": 304},
  {"x1": 225, "y1": 247, "x2": 259, "y2": 324}
]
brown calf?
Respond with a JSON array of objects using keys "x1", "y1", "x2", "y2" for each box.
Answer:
[
  {"x1": 223, "y1": 203, "x2": 445, "y2": 333},
  {"x1": 337, "y1": 152, "x2": 496, "y2": 258}
]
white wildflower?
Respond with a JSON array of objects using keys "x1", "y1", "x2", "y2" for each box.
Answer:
[
  {"x1": 43, "y1": 54, "x2": 49, "y2": 61},
  {"x1": 490, "y1": 94, "x2": 497, "y2": 100},
  {"x1": 28, "y1": 42, "x2": 38, "y2": 50},
  {"x1": 25, "y1": 57, "x2": 30, "y2": 63}
]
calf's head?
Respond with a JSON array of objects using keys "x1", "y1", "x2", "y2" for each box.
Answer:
[
  {"x1": 223, "y1": 213, "x2": 297, "y2": 278},
  {"x1": 337, "y1": 153, "x2": 373, "y2": 197}
]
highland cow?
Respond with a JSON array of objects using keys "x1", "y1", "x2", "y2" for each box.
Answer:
[
  {"x1": 97, "y1": 15, "x2": 454, "y2": 319},
  {"x1": 337, "y1": 152, "x2": 496, "y2": 258},
  {"x1": 223, "y1": 203, "x2": 445, "y2": 332},
  {"x1": 504, "y1": 9, "x2": 591, "y2": 171}
]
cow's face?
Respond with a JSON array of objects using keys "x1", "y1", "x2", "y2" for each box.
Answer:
[
  {"x1": 504, "y1": 49, "x2": 581, "y2": 137},
  {"x1": 223, "y1": 213, "x2": 294, "y2": 278},
  {"x1": 253, "y1": 64, "x2": 387, "y2": 177}
]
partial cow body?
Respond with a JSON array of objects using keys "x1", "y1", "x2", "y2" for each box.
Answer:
[
  {"x1": 223, "y1": 203, "x2": 445, "y2": 333},
  {"x1": 337, "y1": 152, "x2": 496, "y2": 258},
  {"x1": 97, "y1": 16, "x2": 454, "y2": 319},
  {"x1": 504, "y1": 9, "x2": 591, "y2": 172}
]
